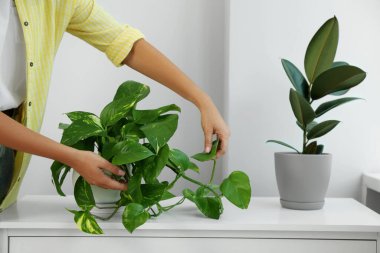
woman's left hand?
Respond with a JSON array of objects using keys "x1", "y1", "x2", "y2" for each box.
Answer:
[{"x1": 199, "y1": 98, "x2": 230, "y2": 159}]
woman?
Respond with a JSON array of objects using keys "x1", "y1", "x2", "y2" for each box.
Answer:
[{"x1": 0, "y1": 0, "x2": 229, "y2": 211}]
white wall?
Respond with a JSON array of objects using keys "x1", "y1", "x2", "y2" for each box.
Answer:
[
  {"x1": 20, "y1": 0, "x2": 380, "y2": 201},
  {"x1": 228, "y1": 0, "x2": 380, "y2": 200},
  {"x1": 20, "y1": 0, "x2": 227, "y2": 196}
]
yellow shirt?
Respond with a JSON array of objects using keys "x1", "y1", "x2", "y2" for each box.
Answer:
[{"x1": 0, "y1": 0, "x2": 144, "y2": 211}]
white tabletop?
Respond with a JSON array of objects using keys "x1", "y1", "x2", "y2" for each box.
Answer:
[{"x1": 1, "y1": 195, "x2": 380, "y2": 232}]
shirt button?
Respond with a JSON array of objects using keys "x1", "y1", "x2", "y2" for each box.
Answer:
[
  {"x1": 29, "y1": 62, "x2": 33, "y2": 67},
  {"x1": 28, "y1": 101, "x2": 32, "y2": 106},
  {"x1": 24, "y1": 21, "x2": 29, "y2": 26}
]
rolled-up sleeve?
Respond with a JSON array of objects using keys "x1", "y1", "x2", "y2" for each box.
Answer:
[{"x1": 67, "y1": 0, "x2": 144, "y2": 67}]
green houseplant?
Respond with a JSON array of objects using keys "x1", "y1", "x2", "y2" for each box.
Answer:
[
  {"x1": 50, "y1": 81, "x2": 251, "y2": 234},
  {"x1": 267, "y1": 17, "x2": 366, "y2": 210}
]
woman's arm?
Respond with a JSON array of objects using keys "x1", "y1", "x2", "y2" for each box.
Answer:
[
  {"x1": 123, "y1": 39, "x2": 230, "y2": 157},
  {"x1": 0, "y1": 113, "x2": 127, "y2": 190}
]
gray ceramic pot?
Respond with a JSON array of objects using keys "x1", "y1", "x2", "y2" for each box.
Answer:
[{"x1": 274, "y1": 152, "x2": 332, "y2": 210}]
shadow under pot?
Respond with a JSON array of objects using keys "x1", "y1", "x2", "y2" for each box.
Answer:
[{"x1": 274, "y1": 152, "x2": 332, "y2": 210}]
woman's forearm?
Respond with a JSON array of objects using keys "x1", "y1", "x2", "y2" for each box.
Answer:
[
  {"x1": 122, "y1": 39, "x2": 213, "y2": 110},
  {"x1": 0, "y1": 112, "x2": 77, "y2": 165}
]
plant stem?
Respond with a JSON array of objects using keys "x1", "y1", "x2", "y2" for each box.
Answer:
[
  {"x1": 209, "y1": 159, "x2": 217, "y2": 184},
  {"x1": 167, "y1": 165, "x2": 219, "y2": 198},
  {"x1": 92, "y1": 205, "x2": 121, "y2": 221},
  {"x1": 181, "y1": 174, "x2": 219, "y2": 197},
  {"x1": 160, "y1": 197, "x2": 185, "y2": 212},
  {"x1": 167, "y1": 174, "x2": 182, "y2": 190},
  {"x1": 302, "y1": 127, "x2": 308, "y2": 153}
]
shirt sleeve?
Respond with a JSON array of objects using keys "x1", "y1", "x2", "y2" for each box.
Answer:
[{"x1": 66, "y1": 0, "x2": 144, "y2": 67}]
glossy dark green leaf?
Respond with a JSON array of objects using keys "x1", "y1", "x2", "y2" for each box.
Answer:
[
  {"x1": 141, "y1": 182, "x2": 168, "y2": 206},
  {"x1": 303, "y1": 141, "x2": 318, "y2": 154},
  {"x1": 220, "y1": 171, "x2": 251, "y2": 209},
  {"x1": 297, "y1": 121, "x2": 319, "y2": 132},
  {"x1": 316, "y1": 144, "x2": 324, "y2": 154},
  {"x1": 122, "y1": 203, "x2": 150, "y2": 233},
  {"x1": 169, "y1": 148, "x2": 190, "y2": 171},
  {"x1": 121, "y1": 122, "x2": 145, "y2": 139},
  {"x1": 307, "y1": 120, "x2": 340, "y2": 139},
  {"x1": 140, "y1": 144, "x2": 169, "y2": 183},
  {"x1": 112, "y1": 141, "x2": 155, "y2": 165},
  {"x1": 315, "y1": 97, "x2": 361, "y2": 117},
  {"x1": 331, "y1": 61, "x2": 349, "y2": 68},
  {"x1": 74, "y1": 176, "x2": 95, "y2": 211},
  {"x1": 113, "y1": 80, "x2": 150, "y2": 102},
  {"x1": 61, "y1": 117, "x2": 104, "y2": 146},
  {"x1": 194, "y1": 187, "x2": 223, "y2": 219},
  {"x1": 266, "y1": 140, "x2": 300, "y2": 154},
  {"x1": 140, "y1": 114, "x2": 179, "y2": 153},
  {"x1": 133, "y1": 104, "x2": 181, "y2": 124},
  {"x1": 289, "y1": 89, "x2": 316, "y2": 127},
  {"x1": 191, "y1": 139, "x2": 219, "y2": 162},
  {"x1": 305, "y1": 17, "x2": 339, "y2": 83},
  {"x1": 311, "y1": 65, "x2": 366, "y2": 100},
  {"x1": 281, "y1": 59, "x2": 309, "y2": 98},
  {"x1": 68, "y1": 209, "x2": 103, "y2": 235}
]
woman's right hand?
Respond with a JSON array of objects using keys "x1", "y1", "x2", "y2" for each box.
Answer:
[{"x1": 68, "y1": 150, "x2": 128, "y2": 191}]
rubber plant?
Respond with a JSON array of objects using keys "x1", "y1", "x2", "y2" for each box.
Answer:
[
  {"x1": 50, "y1": 81, "x2": 251, "y2": 234},
  {"x1": 267, "y1": 16, "x2": 366, "y2": 153}
]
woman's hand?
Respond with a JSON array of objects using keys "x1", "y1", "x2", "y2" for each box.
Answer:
[
  {"x1": 68, "y1": 150, "x2": 127, "y2": 191},
  {"x1": 199, "y1": 97, "x2": 230, "y2": 158}
]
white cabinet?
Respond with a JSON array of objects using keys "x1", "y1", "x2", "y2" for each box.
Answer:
[{"x1": 1, "y1": 196, "x2": 380, "y2": 253}]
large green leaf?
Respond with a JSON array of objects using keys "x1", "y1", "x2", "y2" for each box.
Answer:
[
  {"x1": 133, "y1": 104, "x2": 181, "y2": 124},
  {"x1": 66, "y1": 111, "x2": 99, "y2": 123},
  {"x1": 125, "y1": 173, "x2": 143, "y2": 203},
  {"x1": 50, "y1": 161, "x2": 70, "y2": 196},
  {"x1": 140, "y1": 114, "x2": 179, "y2": 153},
  {"x1": 281, "y1": 59, "x2": 309, "y2": 99},
  {"x1": 141, "y1": 182, "x2": 168, "y2": 207},
  {"x1": 61, "y1": 117, "x2": 104, "y2": 146},
  {"x1": 311, "y1": 65, "x2": 366, "y2": 100},
  {"x1": 122, "y1": 203, "x2": 150, "y2": 233},
  {"x1": 305, "y1": 17, "x2": 339, "y2": 83},
  {"x1": 68, "y1": 209, "x2": 103, "y2": 234},
  {"x1": 289, "y1": 89, "x2": 316, "y2": 127},
  {"x1": 315, "y1": 97, "x2": 361, "y2": 117},
  {"x1": 169, "y1": 148, "x2": 190, "y2": 171},
  {"x1": 194, "y1": 187, "x2": 223, "y2": 219},
  {"x1": 121, "y1": 122, "x2": 144, "y2": 139},
  {"x1": 307, "y1": 120, "x2": 340, "y2": 139},
  {"x1": 113, "y1": 80, "x2": 150, "y2": 102},
  {"x1": 266, "y1": 140, "x2": 300, "y2": 154},
  {"x1": 112, "y1": 141, "x2": 155, "y2": 165},
  {"x1": 220, "y1": 171, "x2": 251, "y2": 209},
  {"x1": 100, "y1": 97, "x2": 137, "y2": 127},
  {"x1": 140, "y1": 144, "x2": 170, "y2": 183},
  {"x1": 192, "y1": 139, "x2": 219, "y2": 162},
  {"x1": 74, "y1": 176, "x2": 95, "y2": 211},
  {"x1": 161, "y1": 190, "x2": 176, "y2": 201},
  {"x1": 303, "y1": 141, "x2": 318, "y2": 154}
]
